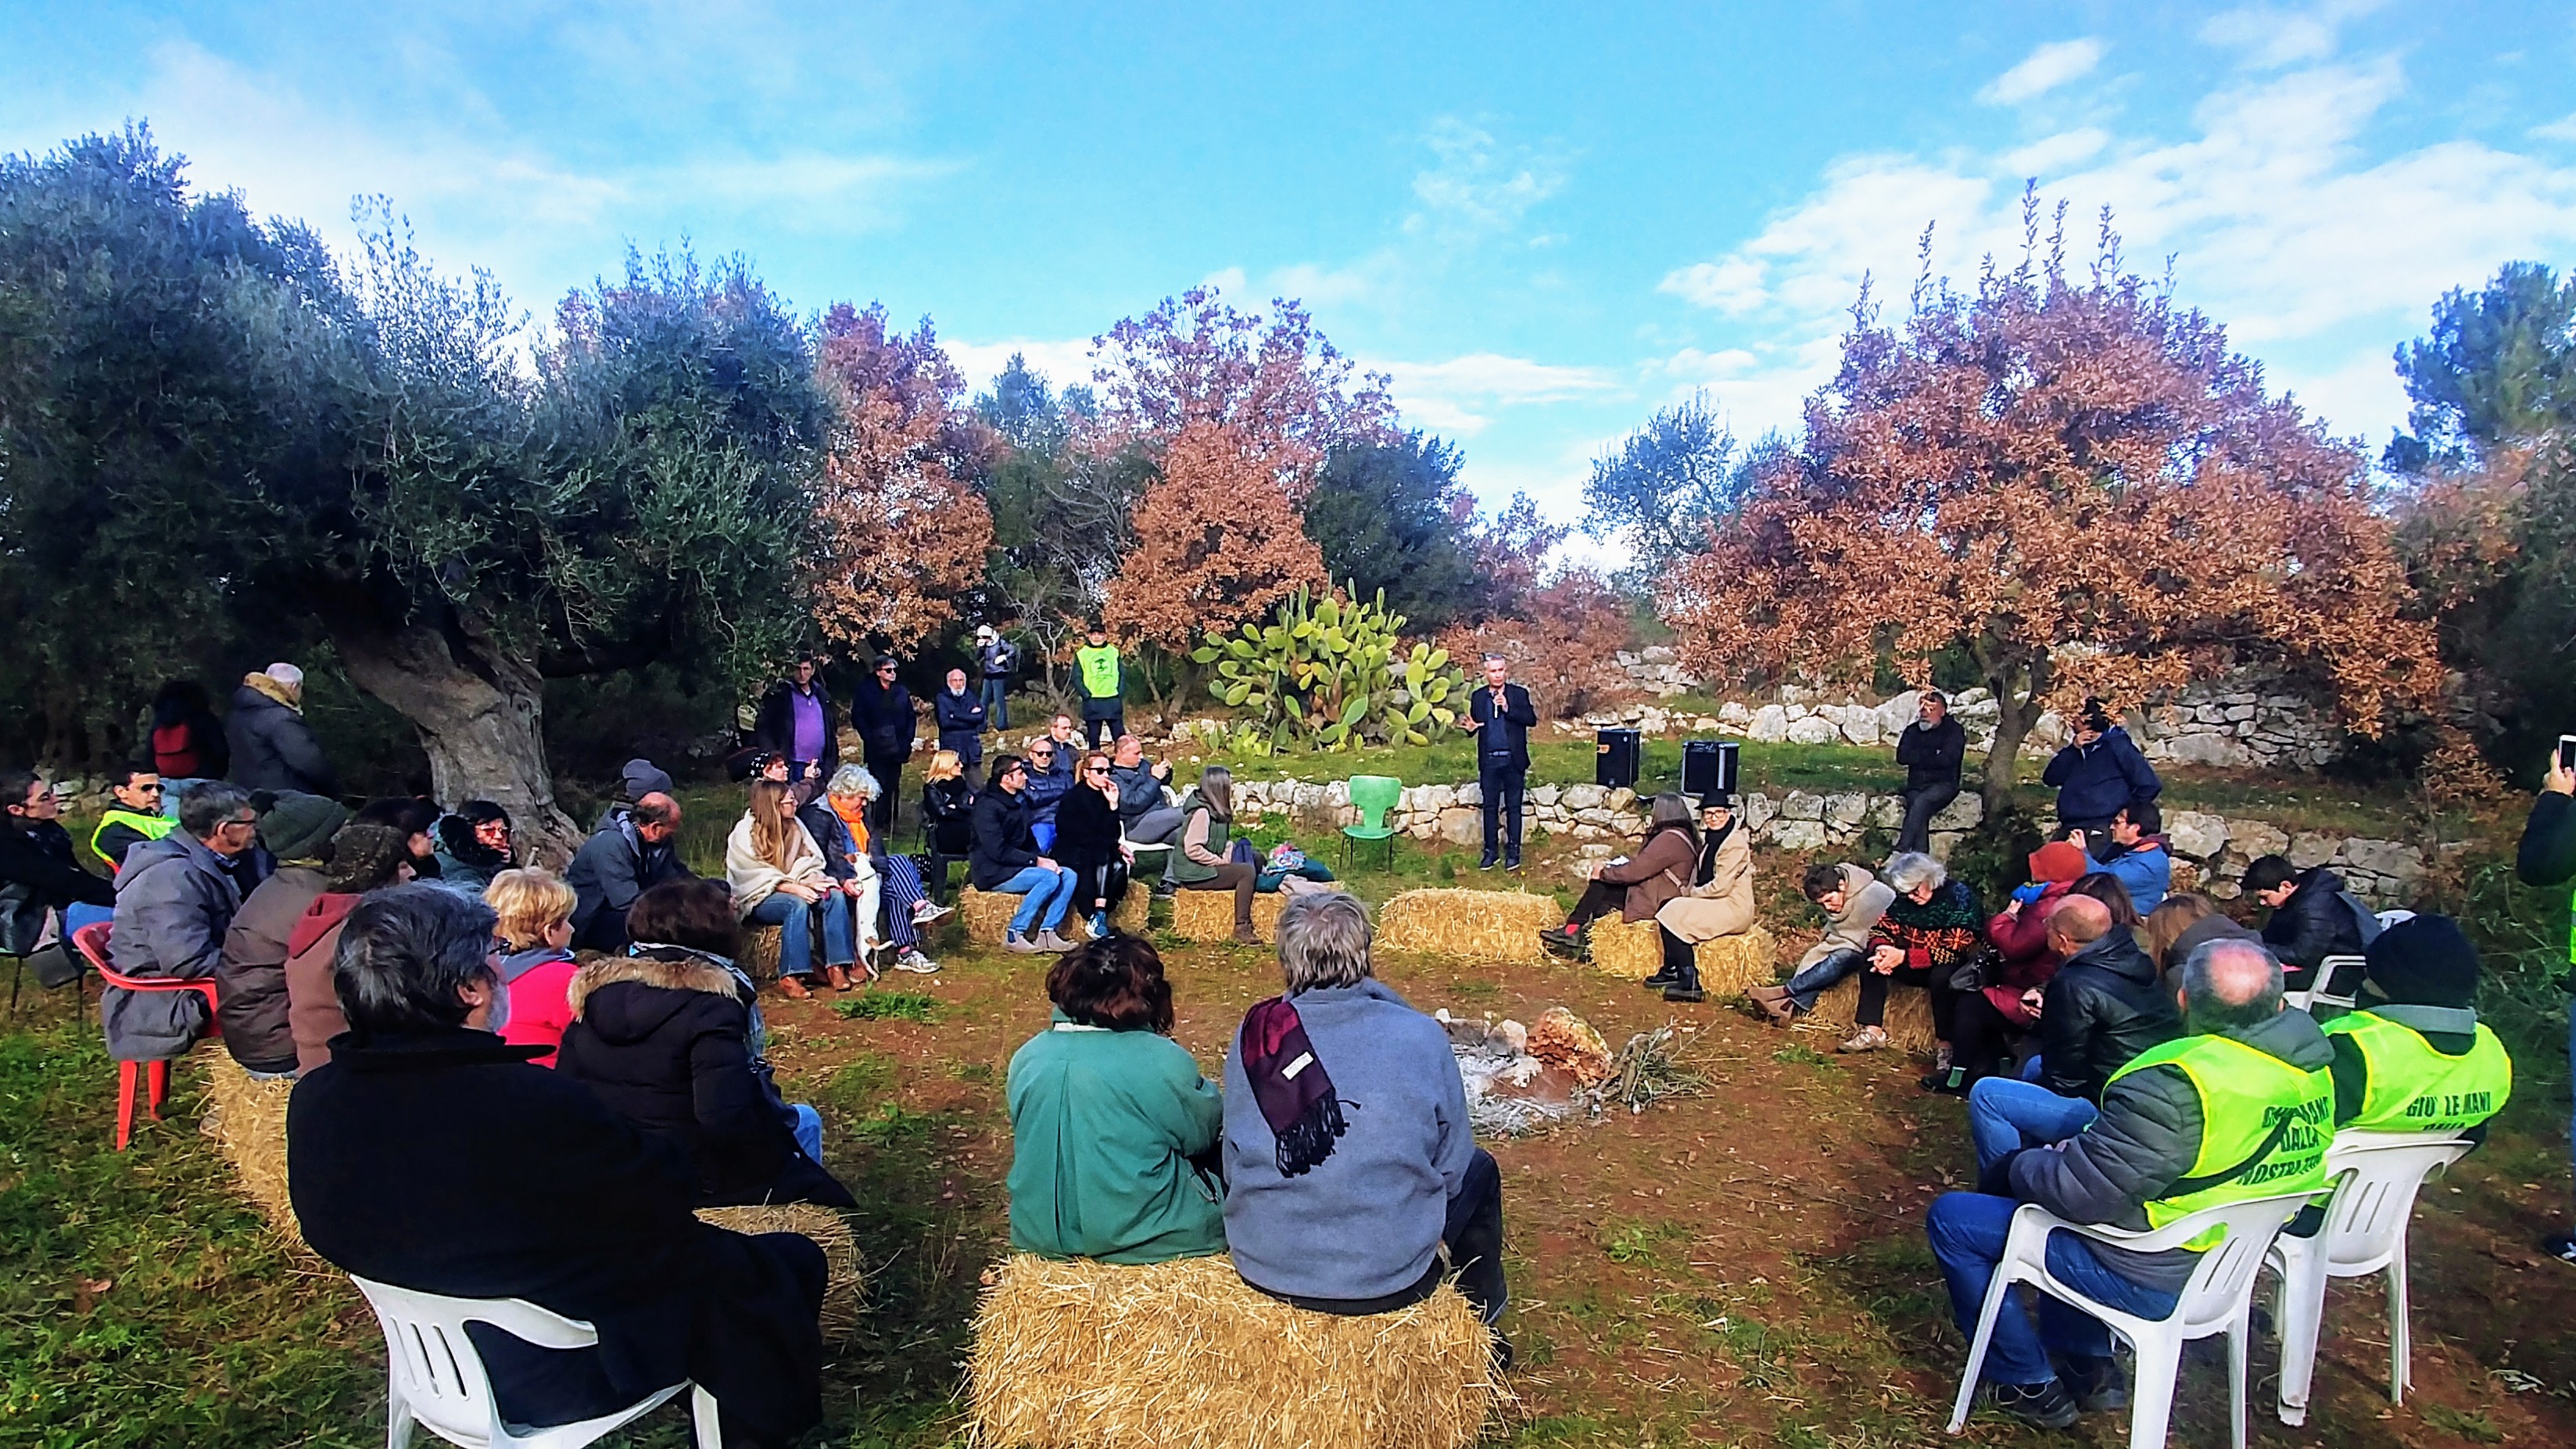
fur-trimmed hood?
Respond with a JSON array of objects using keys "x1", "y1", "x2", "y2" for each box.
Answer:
[{"x1": 565, "y1": 949, "x2": 748, "y2": 1040}]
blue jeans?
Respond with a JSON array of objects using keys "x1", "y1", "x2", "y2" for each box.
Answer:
[
  {"x1": 1032, "y1": 821, "x2": 1056, "y2": 854},
  {"x1": 980, "y1": 676, "x2": 1009, "y2": 730},
  {"x1": 790, "y1": 1103, "x2": 822, "y2": 1163},
  {"x1": 996, "y1": 865, "x2": 1077, "y2": 934},
  {"x1": 1783, "y1": 948, "x2": 1868, "y2": 1012},
  {"x1": 1926, "y1": 1191, "x2": 2180, "y2": 1386},
  {"x1": 747, "y1": 890, "x2": 854, "y2": 978},
  {"x1": 1968, "y1": 1077, "x2": 2100, "y2": 1175}
]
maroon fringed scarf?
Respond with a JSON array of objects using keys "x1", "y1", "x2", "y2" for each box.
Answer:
[{"x1": 1240, "y1": 996, "x2": 1347, "y2": 1176}]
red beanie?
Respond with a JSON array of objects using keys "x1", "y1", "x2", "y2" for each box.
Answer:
[{"x1": 2027, "y1": 841, "x2": 2091, "y2": 884}]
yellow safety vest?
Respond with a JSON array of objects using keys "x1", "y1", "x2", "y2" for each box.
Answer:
[
  {"x1": 2321, "y1": 1011, "x2": 2512, "y2": 1137},
  {"x1": 1076, "y1": 644, "x2": 1122, "y2": 701},
  {"x1": 2105, "y1": 1032, "x2": 2334, "y2": 1250},
  {"x1": 89, "y1": 807, "x2": 177, "y2": 867}
]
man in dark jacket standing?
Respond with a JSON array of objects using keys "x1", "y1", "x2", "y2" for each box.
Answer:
[
  {"x1": 226, "y1": 664, "x2": 339, "y2": 798},
  {"x1": 1928, "y1": 936, "x2": 2331, "y2": 1428},
  {"x1": 2040, "y1": 701, "x2": 2160, "y2": 838},
  {"x1": 2242, "y1": 855, "x2": 2374, "y2": 995},
  {"x1": 1963, "y1": 895, "x2": 2180, "y2": 1175},
  {"x1": 288, "y1": 885, "x2": 827, "y2": 1445},
  {"x1": 847, "y1": 655, "x2": 915, "y2": 838},
  {"x1": 1, "y1": 769, "x2": 116, "y2": 990},
  {"x1": 933, "y1": 666, "x2": 987, "y2": 783},
  {"x1": 1893, "y1": 690, "x2": 1967, "y2": 854},
  {"x1": 2513, "y1": 748, "x2": 2576, "y2": 1267},
  {"x1": 565, "y1": 794, "x2": 692, "y2": 952},
  {"x1": 1464, "y1": 655, "x2": 1539, "y2": 872},
  {"x1": 106, "y1": 781, "x2": 257, "y2": 1063},
  {"x1": 753, "y1": 659, "x2": 837, "y2": 805}
]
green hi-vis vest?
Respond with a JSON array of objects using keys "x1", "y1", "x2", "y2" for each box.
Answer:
[
  {"x1": 2322, "y1": 1011, "x2": 2512, "y2": 1137},
  {"x1": 2105, "y1": 1033, "x2": 2334, "y2": 1250},
  {"x1": 1076, "y1": 644, "x2": 1122, "y2": 701},
  {"x1": 90, "y1": 808, "x2": 176, "y2": 866}
]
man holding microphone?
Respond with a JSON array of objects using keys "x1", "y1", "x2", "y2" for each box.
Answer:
[{"x1": 1463, "y1": 655, "x2": 1539, "y2": 872}]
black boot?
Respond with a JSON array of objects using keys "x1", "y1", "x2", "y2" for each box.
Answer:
[
  {"x1": 1640, "y1": 964, "x2": 1682, "y2": 988},
  {"x1": 1662, "y1": 962, "x2": 1705, "y2": 1003}
]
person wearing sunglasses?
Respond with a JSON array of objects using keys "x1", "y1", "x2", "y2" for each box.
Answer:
[
  {"x1": 1, "y1": 769, "x2": 116, "y2": 990},
  {"x1": 90, "y1": 764, "x2": 177, "y2": 873},
  {"x1": 1054, "y1": 753, "x2": 1135, "y2": 939},
  {"x1": 1021, "y1": 730, "x2": 1077, "y2": 855}
]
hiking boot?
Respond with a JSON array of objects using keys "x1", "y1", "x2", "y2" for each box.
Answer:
[
  {"x1": 1838, "y1": 1025, "x2": 1890, "y2": 1053},
  {"x1": 1539, "y1": 923, "x2": 1587, "y2": 959},
  {"x1": 1979, "y1": 1379, "x2": 2078, "y2": 1430},
  {"x1": 1753, "y1": 994, "x2": 1799, "y2": 1027},
  {"x1": 2062, "y1": 1355, "x2": 2129, "y2": 1414},
  {"x1": 1505, "y1": 855, "x2": 1523, "y2": 872},
  {"x1": 1640, "y1": 966, "x2": 1682, "y2": 989},
  {"x1": 1478, "y1": 853, "x2": 1499, "y2": 871},
  {"x1": 1005, "y1": 931, "x2": 1045, "y2": 954}
]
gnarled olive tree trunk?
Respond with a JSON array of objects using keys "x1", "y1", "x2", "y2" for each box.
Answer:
[
  {"x1": 1974, "y1": 644, "x2": 2051, "y2": 823},
  {"x1": 326, "y1": 607, "x2": 583, "y2": 869}
]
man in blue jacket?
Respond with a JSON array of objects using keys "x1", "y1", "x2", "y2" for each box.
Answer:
[
  {"x1": 1464, "y1": 655, "x2": 1539, "y2": 872},
  {"x1": 2091, "y1": 802, "x2": 2173, "y2": 917},
  {"x1": 2042, "y1": 700, "x2": 2162, "y2": 838}
]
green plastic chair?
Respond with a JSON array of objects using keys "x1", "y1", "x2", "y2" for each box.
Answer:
[{"x1": 1342, "y1": 776, "x2": 1403, "y2": 871}]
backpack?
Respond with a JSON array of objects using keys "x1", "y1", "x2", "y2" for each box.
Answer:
[{"x1": 152, "y1": 721, "x2": 201, "y2": 779}]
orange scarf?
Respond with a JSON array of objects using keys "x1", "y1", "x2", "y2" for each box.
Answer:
[{"x1": 831, "y1": 794, "x2": 870, "y2": 856}]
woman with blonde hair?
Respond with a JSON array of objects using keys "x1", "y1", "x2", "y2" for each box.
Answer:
[
  {"x1": 484, "y1": 866, "x2": 582, "y2": 1065},
  {"x1": 726, "y1": 778, "x2": 858, "y2": 997},
  {"x1": 919, "y1": 748, "x2": 976, "y2": 903}
]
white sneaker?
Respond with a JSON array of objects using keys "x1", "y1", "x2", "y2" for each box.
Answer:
[
  {"x1": 1005, "y1": 932, "x2": 1044, "y2": 954},
  {"x1": 894, "y1": 949, "x2": 941, "y2": 974},
  {"x1": 912, "y1": 899, "x2": 954, "y2": 926}
]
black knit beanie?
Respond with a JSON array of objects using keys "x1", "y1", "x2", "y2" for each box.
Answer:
[{"x1": 2360, "y1": 913, "x2": 2481, "y2": 1010}]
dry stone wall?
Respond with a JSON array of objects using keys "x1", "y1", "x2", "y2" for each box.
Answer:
[
  {"x1": 1231, "y1": 777, "x2": 2425, "y2": 908},
  {"x1": 1590, "y1": 656, "x2": 2342, "y2": 770}
]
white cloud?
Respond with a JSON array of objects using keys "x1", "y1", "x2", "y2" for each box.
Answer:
[
  {"x1": 2003, "y1": 127, "x2": 2111, "y2": 175},
  {"x1": 1979, "y1": 38, "x2": 2108, "y2": 105},
  {"x1": 2198, "y1": 0, "x2": 2388, "y2": 70},
  {"x1": 2532, "y1": 111, "x2": 2576, "y2": 143},
  {"x1": 1372, "y1": 353, "x2": 1619, "y2": 436},
  {"x1": 1652, "y1": 55, "x2": 2576, "y2": 446},
  {"x1": 1405, "y1": 116, "x2": 1570, "y2": 239},
  {"x1": 944, "y1": 337, "x2": 1099, "y2": 395}
]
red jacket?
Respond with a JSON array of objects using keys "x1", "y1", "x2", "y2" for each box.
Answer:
[{"x1": 1982, "y1": 881, "x2": 2071, "y2": 1027}]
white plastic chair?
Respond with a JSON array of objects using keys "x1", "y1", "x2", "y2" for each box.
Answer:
[
  {"x1": 1947, "y1": 1192, "x2": 2314, "y2": 1449},
  {"x1": 2372, "y1": 909, "x2": 2415, "y2": 931},
  {"x1": 349, "y1": 1275, "x2": 720, "y2": 1449},
  {"x1": 2284, "y1": 953, "x2": 2366, "y2": 1015},
  {"x1": 2266, "y1": 1132, "x2": 2473, "y2": 1426}
]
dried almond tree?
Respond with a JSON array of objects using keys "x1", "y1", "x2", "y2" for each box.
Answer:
[
  {"x1": 1440, "y1": 568, "x2": 1636, "y2": 719},
  {"x1": 808, "y1": 303, "x2": 992, "y2": 651},
  {"x1": 1103, "y1": 419, "x2": 1327, "y2": 652},
  {"x1": 1667, "y1": 206, "x2": 2442, "y2": 814}
]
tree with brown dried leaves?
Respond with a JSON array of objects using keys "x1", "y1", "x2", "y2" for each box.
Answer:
[
  {"x1": 1441, "y1": 568, "x2": 1636, "y2": 719},
  {"x1": 808, "y1": 303, "x2": 993, "y2": 652},
  {"x1": 1666, "y1": 201, "x2": 2443, "y2": 814},
  {"x1": 1103, "y1": 419, "x2": 1327, "y2": 655}
]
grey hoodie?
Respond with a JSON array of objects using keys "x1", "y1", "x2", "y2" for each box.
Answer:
[{"x1": 1796, "y1": 863, "x2": 1897, "y2": 971}]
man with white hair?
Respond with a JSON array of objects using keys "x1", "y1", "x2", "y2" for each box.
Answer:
[
  {"x1": 1925, "y1": 937, "x2": 2332, "y2": 1429},
  {"x1": 224, "y1": 662, "x2": 337, "y2": 797},
  {"x1": 1219, "y1": 892, "x2": 1512, "y2": 1368}
]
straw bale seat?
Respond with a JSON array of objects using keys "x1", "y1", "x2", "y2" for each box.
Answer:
[
  {"x1": 1166, "y1": 886, "x2": 1333, "y2": 944},
  {"x1": 1374, "y1": 890, "x2": 1560, "y2": 963},
  {"x1": 205, "y1": 1050, "x2": 303, "y2": 1245},
  {"x1": 967, "y1": 1254, "x2": 1503, "y2": 1449},
  {"x1": 1806, "y1": 974, "x2": 1941, "y2": 1055},
  {"x1": 742, "y1": 924, "x2": 782, "y2": 983},
  {"x1": 1587, "y1": 918, "x2": 1779, "y2": 992},
  {"x1": 694, "y1": 1203, "x2": 865, "y2": 1341},
  {"x1": 959, "y1": 887, "x2": 1152, "y2": 947}
]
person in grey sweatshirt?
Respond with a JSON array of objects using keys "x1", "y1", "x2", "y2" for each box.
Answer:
[{"x1": 1219, "y1": 892, "x2": 1510, "y2": 1368}]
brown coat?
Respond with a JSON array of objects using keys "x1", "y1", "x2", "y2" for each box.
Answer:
[
  {"x1": 1657, "y1": 825, "x2": 1757, "y2": 942},
  {"x1": 1592, "y1": 824, "x2": 1700, "y2": 923}
]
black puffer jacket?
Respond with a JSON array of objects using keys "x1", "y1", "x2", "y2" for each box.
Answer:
[
  {"x1": 555, "y1": 950, "x2": 856, "y2": 1210},
  {"x1": 225, "y1": 680, "x2": 339, "y2": 796},
  {"x1": 968, "y1": 786, "x2": 1040, "y2": 890},
  {"x1": 2259, "y1": 867, "x2": 2371, "y2": 985},
  {"x1": 2037, "y1": 928, "x2": 2180, "y2": 1104},
  {"x1": 0, "y1": 818, "x2": 113, "y2": 954},
  {"x1": 2008, "y1": 1006, "x2": 2333, "y2": 1291},
  {"x1": 921, "y1": 777, "x2": 975, "y2": 855}
]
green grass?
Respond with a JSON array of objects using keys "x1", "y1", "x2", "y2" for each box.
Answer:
[{"x1": 834, "y1": 989, "x2": 940, "y2": 1023}]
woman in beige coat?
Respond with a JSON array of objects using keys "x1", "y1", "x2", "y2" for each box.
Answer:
[{"x1": 1648, "y1": 795, "x2": 1756, "y2": 1003}]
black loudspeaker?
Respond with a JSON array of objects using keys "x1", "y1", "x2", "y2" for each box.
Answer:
[
  {"x1": 1595, "y1": 728, "x2": 1642, "y2": 789},
  {"x1": 1682, "y1": 739, "x2": 1739, "y2": 800}
]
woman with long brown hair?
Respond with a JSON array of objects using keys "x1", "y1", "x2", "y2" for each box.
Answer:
[{"x1": 725, "y1": 778, "x2": 858, "y2": 996}]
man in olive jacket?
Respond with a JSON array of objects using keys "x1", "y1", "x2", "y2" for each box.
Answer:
[{"x1": 1928, "y1": 938, "x2": 2331, "y2": 1429}]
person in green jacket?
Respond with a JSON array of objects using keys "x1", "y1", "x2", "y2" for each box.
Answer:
[
  {"x1": 1074, "y1": 627, "x2": 1124, "y2": 750},
  {"x1": 1006, "y1": 934, "x2": 1225, "y2": 1264}
]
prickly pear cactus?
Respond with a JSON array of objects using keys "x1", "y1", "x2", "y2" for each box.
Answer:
[{"x1": 1190, "y1": 584, "x2": 1466, "y2": 754}]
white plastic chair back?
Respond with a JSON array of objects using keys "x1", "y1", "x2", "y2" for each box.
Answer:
[
  {"x1": 2284, "y1": 952, "x2": 2368, "y2": 1014},
  {"x1": 2372, "y1": 909, "x2": 2415, "y2": 931},
  {"x1": 349, "y1": 1275, "x2": 717, "y2": 1449},
  {"x1": 1947, "y1": 1192, "x2": 2313, "y2": 1449},
  {"x1": 2266, "y1": 1132, "x2": 2472, "y2": 1425}
]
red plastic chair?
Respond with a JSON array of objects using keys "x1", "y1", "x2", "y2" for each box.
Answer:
[{"x1": 70, "y1": 923, "x2": 220, "y2": 1151}]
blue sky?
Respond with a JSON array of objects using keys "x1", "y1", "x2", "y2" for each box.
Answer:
[{"x1": 7, "y1": 1, "x2": 2575, "y2": 540}]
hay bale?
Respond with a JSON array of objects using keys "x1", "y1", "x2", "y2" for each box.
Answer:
[
  {"x1": 1588, "y1": 918, "x2": 1780, "y2": 992},
  {"x1": 967, "y1": 1254, "x2": 1502, "y2": 1449},
  {"x1": 1807, "y1": 974, "x2": 1941, "y2": 1055},
  {"x1": 1167, "y1": 887, "x2": 1325, "y2": 945},
  {"x1": 205, "y1": 1052, "x2": 302, "y2": 1245},
  {"x1": 742, "y1": 924, "x2": 781, "y2": 984},
  {"x1": 696, "y1": 1203, "x2": 865, "y2": 1341},
  {"x1": 1374, "y1": 890, "x2": 1560, "y2": 963},
  {"x1": 959, "y1": 886, "x2": 1153, "y2": 947}
]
